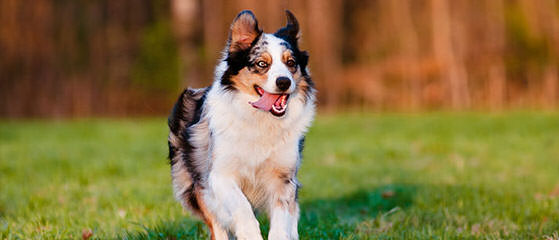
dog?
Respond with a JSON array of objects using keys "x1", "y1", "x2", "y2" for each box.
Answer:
[{"x1": 167, "y1": 10, "x2": 315, "y2": 240}]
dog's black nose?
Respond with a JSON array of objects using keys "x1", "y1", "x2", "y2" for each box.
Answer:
[{"x1": 276, "y1": 77, "x2": 291, "y2": 91}]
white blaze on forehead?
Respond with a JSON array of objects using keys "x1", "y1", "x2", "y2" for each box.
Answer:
[{"x1": 262, "y1": 34, "x2": 296, "y2": 93}]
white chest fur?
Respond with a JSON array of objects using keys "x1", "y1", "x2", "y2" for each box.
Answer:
[{"x1": 204, "y1": 84, "x2": 314, "y2": 180}]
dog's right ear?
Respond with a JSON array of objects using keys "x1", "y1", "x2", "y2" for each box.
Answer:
[{"x1": 228, "y1": 10, "x2": 262, "y2": 52}]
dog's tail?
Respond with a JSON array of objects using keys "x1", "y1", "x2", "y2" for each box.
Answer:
[
  {"x1": 167, "y1": 87, "x2": 209, "y2": 163},
  {"x1": 167, "y1": 87, "x2": 209, "y2": 216}
]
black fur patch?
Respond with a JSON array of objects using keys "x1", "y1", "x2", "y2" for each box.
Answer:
[
  {"x1": 300, "y1": 76, "x2": 315, "y2": 104},
  {"x1": 168, "y1": 89, "x2": 189, "y2": 137},
  {"x1": 179, "y1": 89, "x2": 209, "y2": 183},
  {"x1": 298, "y1": 137, "x2": 305, "y2": 158},
  {"x1": 295, "y1": 136, "x2": 305, "y2": 201},
  {"x1": 183, "y1": 184, "x2": 201, "y2": 213},
  {"x1": 168, "y1": 141, "x2": 177, "y2": 164},
  {"x1": 168, "y1": 88, "x2": 209, "y2": 140}
]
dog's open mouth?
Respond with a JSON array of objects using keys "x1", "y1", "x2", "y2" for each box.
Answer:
[{"x1": 250, "y1": 85, "x2": 289, "y2": 117}]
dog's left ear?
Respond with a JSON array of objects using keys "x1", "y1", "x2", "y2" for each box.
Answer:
[
  {"x1": 275, "y1": 10, "x2": 300, "y2": 44},
  {"x1": 229, "y1": 10, "x2": 262, "y2": 52}
]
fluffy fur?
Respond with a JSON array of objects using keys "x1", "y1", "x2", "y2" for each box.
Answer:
[{"x1": 167, "y1": 10, "x2": 315, "y2": 240}]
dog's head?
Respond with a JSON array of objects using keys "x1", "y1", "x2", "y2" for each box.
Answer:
[{"x1": 220, "y1": 10, "x2": 312, "y2": 117}]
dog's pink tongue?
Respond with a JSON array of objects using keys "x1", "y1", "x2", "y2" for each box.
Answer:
[{"x1": 250, "y1": 92, "x2": 282, "y2": 111}]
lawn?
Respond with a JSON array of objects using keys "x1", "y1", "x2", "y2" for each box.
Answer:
[{"x1": 1, "y1": 112, "x2": 558, "y2": 239}]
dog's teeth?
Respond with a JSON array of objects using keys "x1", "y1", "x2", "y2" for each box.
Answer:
[{"x1": 272, "y1": 105, "x2": 284, "y2": 113}]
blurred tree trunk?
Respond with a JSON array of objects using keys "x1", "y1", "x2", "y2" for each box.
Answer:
[
  {"x1": 201, "y1": 0, "x2": 225, "y2": 86},
  {"x1": 389, "y1": 0, "x2": 422, "y2": 110},
  {"x1": 307, "y1": 0, "x2": 343, "y2": 109},
  {"x1": 543, "y1": 0, "x2": 559, "y2": 107},
  {"x1": 486, "y1": 0, "x2": 507, "y2": 110},
  {"x1": 430, "y1": 0, "x2": 471, "y2": 109},
  {"x1": 171, "y1": 0, "x2": 203, "y2": 88},
  {"x1": 518, "y1": 0, "x2": 547, "y2": 107}
]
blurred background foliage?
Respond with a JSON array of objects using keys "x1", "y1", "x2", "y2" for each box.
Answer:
[{"x1": 1, "y1": 0, "x2": 559, "y2": 117}]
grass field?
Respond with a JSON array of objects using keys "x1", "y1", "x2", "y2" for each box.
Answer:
[{"x1": 1, "y1": 112, "x2": 559, "y2": 239}]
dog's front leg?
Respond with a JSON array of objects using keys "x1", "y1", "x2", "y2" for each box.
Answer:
[
  {"x1": 267, "y1": 174, "x2": 299, "y2": 240},
  {"x1": 206, "y1": 171, "x2": 263, "y2": 240}
]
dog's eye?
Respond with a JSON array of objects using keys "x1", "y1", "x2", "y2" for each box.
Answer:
[
  {"x1": 286, "y1": 59, "x2": 296, "y2": 68},
  {"x1": 256, "y1": 61, "x2": 268, "y2": 68}
]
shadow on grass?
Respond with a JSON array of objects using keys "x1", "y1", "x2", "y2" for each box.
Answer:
[
  {"x1": 298, "y1": 184, "x2": 417, "y2": 239},
  {"x1": 120, "y1": 184, "x2": 417, "y2": 240}
]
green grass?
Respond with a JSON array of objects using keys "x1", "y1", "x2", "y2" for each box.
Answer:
[{"x1": 1, "y1": 112, "x2": 559, "y2": 239}]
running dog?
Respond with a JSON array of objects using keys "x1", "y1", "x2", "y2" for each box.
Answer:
[{"x1": 167, "y1": 10, "x2": 315, "y2": 240}]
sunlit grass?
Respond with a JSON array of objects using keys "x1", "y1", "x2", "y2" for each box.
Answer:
[{"x1": 1, "y1": 112, "x2": 558, "y2": 239}]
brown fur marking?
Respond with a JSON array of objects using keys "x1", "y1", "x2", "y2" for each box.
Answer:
[{"x1": 229, "y1": 67, "x2": 268, "y2": 96}]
